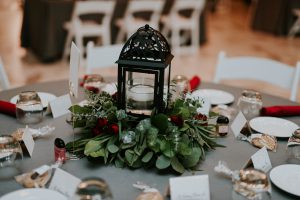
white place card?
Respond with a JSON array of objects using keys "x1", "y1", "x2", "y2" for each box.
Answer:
[
  {"x1": 48, "y1": 94, "x2": 72, "y2": 118},
  {"x1": 230, "y1": 111, "x2": 247, "y2": 138},
  {"x1": 22, "y1": 127, "x2": 35, "y2": 157},
  {"x1": 170, "y1": 175, "x2": 210, "y2": 200},
  {"x1": 69, "y1": 41, "x2": 80, "y2": 98},
  {"x1": 251, "y1": 146, "x2": 272, "y2": 173},
  {"x1": 49, "y1": 168, "x2": 81, "y2": 198}
]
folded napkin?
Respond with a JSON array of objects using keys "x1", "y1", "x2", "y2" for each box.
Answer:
[
  {"x1": 189, "y1": 75, "x2": 201, "y2": 91},
  {"x1": 260, "y1": 106, "x2": 300, "y2": 117},
  {"x1": 0, "y1": 100, "x2": 16, "y2": 117}
]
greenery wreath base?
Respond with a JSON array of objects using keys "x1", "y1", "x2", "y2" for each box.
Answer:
[{"x1": 66, "y1": 91, "x2": 223, "y2": 174}]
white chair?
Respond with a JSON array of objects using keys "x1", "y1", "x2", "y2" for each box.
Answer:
[
  {"x1": 0, "y1": 57, "x2": 10, "y2": 90},
  {"x1": 214, "y1": 51, "x2": 300, "y2": 102},
  {"x1": 63, "y1": 0, "x2": 116, "y2": 60},
  {"x1": 161, "y1": 0, "x2": 206, "y2": 55},
  {"x1": 86, "y1": 41, "x2": 123, "y2": 74},
  {"x1": 115, "y1": 0, "x2": 164, "y2": 43},
  {"x1": 288, "y1": 9, "x2": 300, "y2": 38}
]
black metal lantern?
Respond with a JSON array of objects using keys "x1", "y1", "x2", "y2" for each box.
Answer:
[{"x1": 116, "y1": 24, "x2": 173, "y2": 115}]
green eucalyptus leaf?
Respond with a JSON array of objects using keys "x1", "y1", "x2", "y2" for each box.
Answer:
[
  {"x1": 115, "y1": 159, "x2": 124, "y2": 168},
  {"x1": 142, "y1": 151, "x2": 154, "y2": 163},
  {"x1": 179, "y1": 107, "x2": 190, "y2": 119},
  {"x1": 125, "y1": 150, "x2": 134, "y2": 164},
  {"x1": 160, "y1": 140, "x2": 175, "y2": 158},
  {"x1": 178, "y1": 142, "x2": 192, "y2": 156},
  {"x1": 69, "y1": 105, "x2": 91, "y2": 114},
  {"x1": 147, "y1": 127, "x2": 158, "y2": 146},
  {"x1": 180, "y1": 146, "x2": 202, "y2": 168},
  {"x1": 107, "y1": 144, "x2": 119, "y2": 153},
  {"x1": 171, "y1": 157, "x2": 185, "y2": 174},
  {"x1": 89, "y1": 149, "x2": 105, "y2": 157},
  {"x1": 156, "y1": 155, "x2": 171, "y2": 169},
  {"x1": 84, "y1": 140, "x2": 102, "y2": 156}
]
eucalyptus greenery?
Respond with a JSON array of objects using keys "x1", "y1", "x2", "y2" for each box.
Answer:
[{"x1": 66, "y1": 91, "x2": 223, "y2": 173}]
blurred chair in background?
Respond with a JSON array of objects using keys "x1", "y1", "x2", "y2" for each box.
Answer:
[
  {"x1": 63, "y1": 0, "x2": 116, "y2": 60},
  {"x1": 115, "y1": 0, "x2": 164, "y2": 43},
  {"x1": 0, "y1": 57, "x2": 10, "y2": 90},
  {"x1": 86, "y1": 41, "x2": 123, "y2": 74},
  {"x1": 288, "y1": 9, "x2": 300, "y2": 38},
  {"x1": 214, "y1": 51, "x2": 300, "y2": 101},
  {"x1": 161, "y1": 0, "x2": 206, "y2": 55}
]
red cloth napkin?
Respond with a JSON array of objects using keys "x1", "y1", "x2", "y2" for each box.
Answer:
[
  {"x1": 189, "y1": 75, "x2": 201, "y2": 91},
  {"x1": 260, "y1": 106, "x2": 300, "y2": 117},
  {"x1": 0, "y1": 100, "x2": 16, "y2": 117}
]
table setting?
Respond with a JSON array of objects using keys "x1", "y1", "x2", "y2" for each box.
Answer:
[{"x1": 1, "y1": 24, "x2": 300, "y2": 200}]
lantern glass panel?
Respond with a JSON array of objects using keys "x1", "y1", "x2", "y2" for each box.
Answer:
[{"x1": 126, "y1": 77, "x2": 155, "y2": 116}]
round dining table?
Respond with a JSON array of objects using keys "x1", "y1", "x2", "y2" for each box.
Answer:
[{"x1": 0, "y1": 80, "x2": 299, "y2": 199}]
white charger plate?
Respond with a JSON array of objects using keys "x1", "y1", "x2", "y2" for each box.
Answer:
[
  {"x1": 0, "y1": 188, "x2": 67, "y2": 200},
  {"x1": 249, "y1": 117, "x2": 299, "y2": 137},
  {"x1": 10, "y1": 92, "x2": 57, "y2": 108},
  {"x1": 270, "y1": 164, "x2": 300, "y2": 196},
  {"x1": 191, "y1": 89, "x2": 235, "y2": 105}
]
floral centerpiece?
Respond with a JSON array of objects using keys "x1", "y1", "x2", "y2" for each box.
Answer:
[{"x1": 66, "y1": 90, "x2": 223, "y2": 174}]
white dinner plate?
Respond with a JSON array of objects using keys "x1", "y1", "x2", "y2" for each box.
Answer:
[
  {"x1": 0, "y1": 188, "x2": 67, "y2": 200},
  {"x1": 10, "y1": 92, "x2": 57, "y2": 108},
  {"x1": 249, "y1": 117, "x2": 299, "y2": 137},
  {"x1": 191, "y1": 89, "x2": 235, "y2": 105},
  {"x1": 270, "y1": 164, "x2": 300, "y2": 196}
]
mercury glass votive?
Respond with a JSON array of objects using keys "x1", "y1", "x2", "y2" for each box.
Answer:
[
  {"x1": 126, "y1": 78, "x2": 154, "y2": 115},
  {"x1": 16, "y1": 91, "x2": 43, "y2": 124},
  {"x1": 237, "y1": 90, "x2": 263, "y2": 120}
]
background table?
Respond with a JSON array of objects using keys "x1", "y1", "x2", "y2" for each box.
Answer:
[
  {"x1": 21, "y1": 0, "x2": 207, "y2": 62},
  {"x1": 252, "y1": 0, "x2": 300, "y2": 36},
  {"x1": 0, "y1": 80, "x2": 299, "y2": 199}
]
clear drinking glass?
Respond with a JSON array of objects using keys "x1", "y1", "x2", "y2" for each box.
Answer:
[
  {"x1": 0, "y1": 135, "x2": 23, "y2": 168},
  {"x1": 16, "y1": 91, "x2": 43, "y2": 124},
  {"x1": 237, "y1": 90, "x2": 263, "y2": 120}
]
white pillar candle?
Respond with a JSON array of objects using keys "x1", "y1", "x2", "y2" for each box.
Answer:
[{"x1": 128, "y1": 85, "x2": 154, "y2": 102}]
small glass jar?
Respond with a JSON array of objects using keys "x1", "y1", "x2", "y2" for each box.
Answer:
[
  {"x1": 287, "y1": 128, "x2": 300, "y2": 164},
  {"x1": 172, "y1": 75, "x2": 189, "y2": 99},
  {"x1": 16, "y1": 91, "x2": 43, "y2": 124},
  {"x1": 0, "y1": 135, "x2": 23, "y2": 168},
  {"x1": 54, "y1": 138, "x2": 66, "y2": 163},
  {"x1": 217, "y1": 115, "x2": 229, "y2": 137},
  {"x1": 237, "y1": 90, "x2": 262, "y2": 120}
]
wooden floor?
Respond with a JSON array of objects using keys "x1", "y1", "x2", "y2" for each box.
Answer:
[{"x1": 0, "y1": 0, "x2": 300, "y2": 101}]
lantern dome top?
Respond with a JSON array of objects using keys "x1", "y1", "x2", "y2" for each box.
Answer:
[{"x1": 117, "y1": 24, "x2": 173, "y2": 65}]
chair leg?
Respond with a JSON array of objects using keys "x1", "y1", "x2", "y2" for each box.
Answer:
[
  {"x1": 63, "y1": 31, "x2": 73, "y2": 60},
  {"x1": 191, "y1": 26, "x2": 199, "y2": 53},
  {"x1": 288, "y1": 18, "x2": 300, "y2": 38},
  {"x1": 172, "y1": 28, "x2": 181, "y2": 54},
  {"x1": 116, "y1": 28, "x2": 126, "y2": 44}
]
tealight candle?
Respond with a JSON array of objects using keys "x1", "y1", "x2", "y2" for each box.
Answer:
[{"x1": 128, "y1": 85, "x2": 154, "y2": 102}]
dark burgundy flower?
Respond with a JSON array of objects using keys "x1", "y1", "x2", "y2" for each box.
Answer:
[
  {"x1": 108, "y1": 124, "x2": 119, "y2": 135},
  {"x1": 195, "y1": 113, "x2": 208, "y2": 126},
  {"x1": 97, "y1": 118, "x2": 108, "y2": 127},
  {"x1": 92, "y1": 127, "x2": 102, "y2": 136},
  {"x1": 170, "y1": 115, "x2": 184, "y2": 127},
  {"x1": 112, "y1": 92, "x2": 118, "y2": 101},
  {"x1": 85, "y1": 86, "x2": 99, "y2": 93}
]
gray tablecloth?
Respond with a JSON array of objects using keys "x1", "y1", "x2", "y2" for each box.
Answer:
[{"x1": 0, "y1": 80, "x2": 299, "y2": 199}]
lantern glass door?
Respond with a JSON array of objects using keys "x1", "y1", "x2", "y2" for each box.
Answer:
[{"x1": 126, "y1": 73, "x2": 156, "y2": 115}]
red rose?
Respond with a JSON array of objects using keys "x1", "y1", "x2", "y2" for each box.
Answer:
[
  {"x1": 109, "y1": 124, "x2": 119, "y2": 135},
  {"x1": 97, "y1": 118, "x2": 108, "y2": 127},
  {"x1": 195, "y1": 113, "x2": 208, "y2": 126},
  {"x1": 170, "y1": 115, "x2": 184, "y2": 127},
  {"x1": 85, "y1": 86, "x2": 99, "y2": 93}
]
